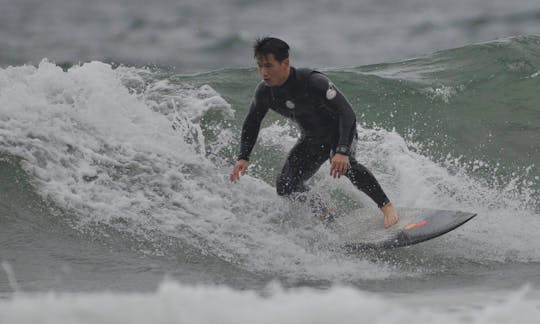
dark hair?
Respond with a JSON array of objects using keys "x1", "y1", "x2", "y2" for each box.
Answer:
[{"x1": 253, "y1": 37, "x2": 290, "y2": 62}]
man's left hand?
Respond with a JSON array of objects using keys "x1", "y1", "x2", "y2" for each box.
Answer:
[{"x1": 330, "y1": 153, "x2": 349, "y2": 178}]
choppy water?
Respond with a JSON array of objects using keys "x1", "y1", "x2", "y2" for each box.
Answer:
[
  {"x1": 2, "y1": 0, "x2": 540, "y2": 72},
  {"x1": 1, "y1": 0, "x2": 540, "y2": 322}
]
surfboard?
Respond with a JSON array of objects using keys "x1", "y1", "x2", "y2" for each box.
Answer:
[{"x1": 330, "y1": 207, "x2": 476, "y2": 250}]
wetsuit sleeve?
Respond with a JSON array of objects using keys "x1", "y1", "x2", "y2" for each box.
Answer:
[
  {"x1": 307, "y1": 73, "x2": 357, "y2": 155},
  {"x1": 238, "y1": 83, "x2": 269, "y2": 161}
]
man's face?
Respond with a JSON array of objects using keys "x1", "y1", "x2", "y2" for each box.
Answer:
[{"x1": 256, "y1": 54, "x2": 290, "y2": 87}]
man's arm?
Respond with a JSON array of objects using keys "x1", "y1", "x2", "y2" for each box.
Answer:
[
  {"x1": 237, "y1": 83, "x2": 270, "y2": 161},
  {"x1": 308, "y1": 73, "x2": 356, "y2": 178},
  {"x1": 230, "y1": 83, "x2": 269, "y2": 183},
  {"x1": 308, "y1": 73, "x2": 356, "y2": 155}
]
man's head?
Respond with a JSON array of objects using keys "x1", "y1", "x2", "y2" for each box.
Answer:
[{"x1": 253, "y1": 37, "x2": 290, "y2": 87}]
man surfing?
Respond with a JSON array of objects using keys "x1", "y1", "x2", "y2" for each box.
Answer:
[{"x1": 230, "y1": 37, "x2": 398, "y2": 228}]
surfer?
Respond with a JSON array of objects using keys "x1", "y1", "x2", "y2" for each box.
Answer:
[{"x1": 230, "y1": 37, "x2": 399, "y2": 228}]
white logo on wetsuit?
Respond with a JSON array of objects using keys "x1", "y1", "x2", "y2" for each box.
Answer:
[
  {"x1": 326, "y1": 83, "x2": 337, "y2": 100},
  {"x1": 286, "y1": 100, "x2": 295, "y2": 109}
]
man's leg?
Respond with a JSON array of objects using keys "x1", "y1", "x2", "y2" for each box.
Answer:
[
  {"x1": 344, "y1": 158, "x2": 390, "y2": 208},
  {"x1": 276, "y1": 139, "x2": 330, "y2": 214},
  {"x1": 344, "y1": 156, "x2": 399, "y2": 227}
]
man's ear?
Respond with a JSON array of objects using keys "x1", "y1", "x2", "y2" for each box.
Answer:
[{"x1": 283, "y1": 58, "x2": 290, "y2": 68}]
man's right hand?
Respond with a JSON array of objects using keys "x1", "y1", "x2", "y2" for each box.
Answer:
[{"x1": 230, "y1": 159, "x2": 249, "y2": 183}]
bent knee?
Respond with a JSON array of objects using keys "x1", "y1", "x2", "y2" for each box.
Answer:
[
  {"x1": 276, "y1": 178, "x2": 293, "y2": 196},
  {"x1": 346, "y1": 163, "x2": 370, "y2": 178},
  {"x1": 276, "y1": 177, "x2": 308, "y2": 196}
]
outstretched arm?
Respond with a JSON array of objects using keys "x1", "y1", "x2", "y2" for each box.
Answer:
[
  {"x1": 308, "y1": 73, "x2": 357, "y2": 177},
  {"x1": 231, "y1": 83, "x2": 269, "y2": 183},
  {"x1": 308, "y1": 73, "x2": 356, "y2": 155}
]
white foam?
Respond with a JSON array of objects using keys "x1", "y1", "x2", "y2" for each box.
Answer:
[
  {"x1": 423, "y1": 85, "x2": 461, "y2": 103},
  {"x1": 350, "y1": 126, "x2": 540, "y2": 262},
  {"x1": 0, "y1": 61, "x2": 393, "y2": 281},
  {"x1": 1, "y1": 60, "x2": 538, "y2": 285},
  {"x1": 0, "y1": 281, "x2": 539, "y2": 324}
]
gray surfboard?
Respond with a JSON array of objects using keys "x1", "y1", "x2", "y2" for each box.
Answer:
[{"x1": 330, "y1": 208, "x2": 477, "y2": 250}]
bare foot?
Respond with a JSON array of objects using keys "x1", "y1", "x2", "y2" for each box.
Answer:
[{"x1": 381, "y1": 202, "x2": 399, "y2": 228}]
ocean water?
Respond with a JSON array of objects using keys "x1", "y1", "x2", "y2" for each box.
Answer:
[
  {"x1": 1, "y1": 0, "x2": 540, "y2": 323},
  {"x1": 2, "y1": 0, "x2": 540, "y2": 72}
]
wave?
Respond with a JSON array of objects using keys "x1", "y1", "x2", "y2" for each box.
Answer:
[
  {"x1": 1, "y1": 37, "x2": 539, "y2": 284},
  {"x1": 1, "y1": 281, "x2": 538, "y2": 324}
]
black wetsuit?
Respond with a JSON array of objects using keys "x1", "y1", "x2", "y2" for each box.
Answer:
[{"x1": 238, "y1": 67, "x2": 390, "y2": 208}]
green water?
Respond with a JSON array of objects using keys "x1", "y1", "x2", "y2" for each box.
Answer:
[{"x1": 177, "y1": 35, "x2": 540, "y2": 204}]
